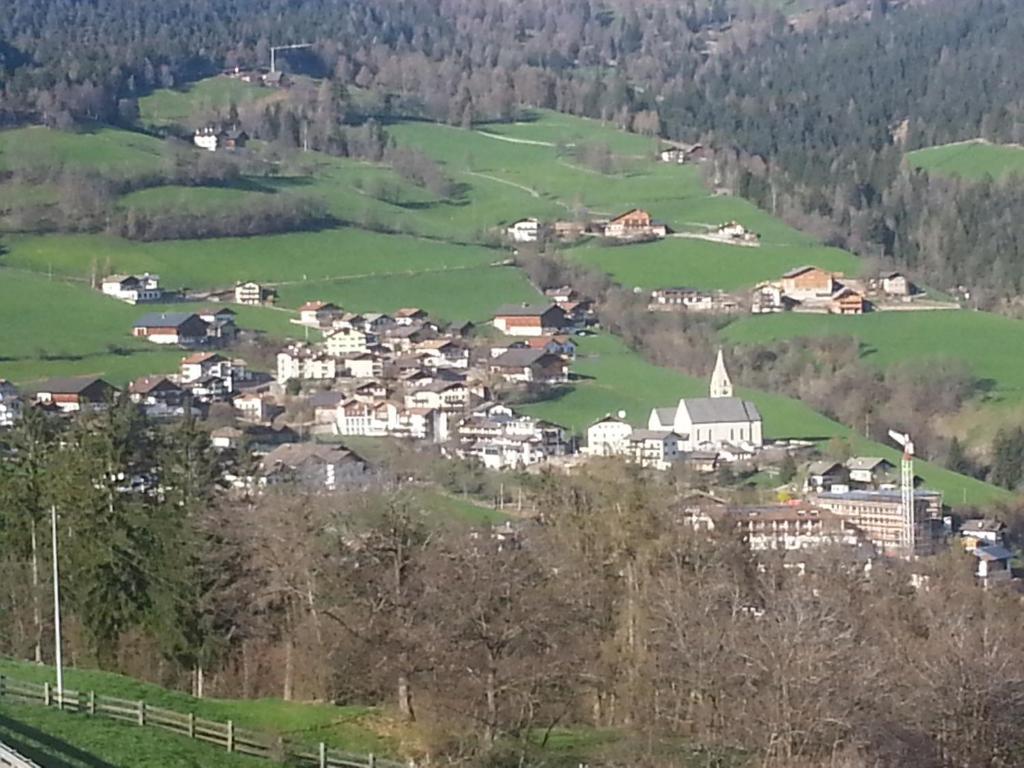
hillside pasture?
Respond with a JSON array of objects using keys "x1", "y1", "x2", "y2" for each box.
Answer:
[
  {"x1": 139, "y1": 76, "x2": 273, "y2": 130},
  {"x1": 722, "y1": 309, "x2": 1024, "y2": 405},
  {"x1": 1, "y1": 229, "x2": 503, "y2": 290},
  {"x1": 518, "y1": 334, "x2": 1006, "y2": 505},
  {"x1": 0, "y1": 269, "x2": 300, "y2": 385},
  {"x1": 907, "y1": 140, "x2": 1024, "y2": 181},
  {"x1": 0, "y1": 126, "x2": 166, "y2": 174},
  {"x1": 275, "y1": 265, "x2": 541, "y2": 323}
]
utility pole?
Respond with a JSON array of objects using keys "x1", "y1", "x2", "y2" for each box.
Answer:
[
  {"x1": 51, "y1": 505, "x2": 64, "y2": 707},
  {"x1": 270, "y1": 43, "x2": 312, "y2": 74}
]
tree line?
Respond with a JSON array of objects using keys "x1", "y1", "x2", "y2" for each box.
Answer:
[{"x1": 3, "y1": 403, "x2": 1024, "y2": 767}]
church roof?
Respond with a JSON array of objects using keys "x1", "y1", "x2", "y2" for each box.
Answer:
[
  {"x1": 680, "y1": 397, "x2": 761, "y2": 424},
  {"x1": 652, "y1": 407, "x2": 676, "y2": 426}
]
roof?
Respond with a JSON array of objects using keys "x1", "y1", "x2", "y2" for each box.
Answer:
[
  {"x1": 102, "y1": 274, "x2": 137, "y2": 284},
  {"x1": 196, "y1": 306, "x2": 237, "y2": 316},
  {"x1": 308, "y1": 391, "x2": 346, "y2": 409},
  {"x1": 129, "y1": 376, "x2": 181, "y2": 394},
  {"x1": 630, "y1": 429, "x2": 678, "y2": 442},
  {"x1": 133, "y1": 312, "x2": 202, "y2": 329},
  {"x1": 299, "y1": 301, "x2": 337, "y2": 312},
  {"x1": 261, "y1": 443, "x2": 365, "y2": 472},
  {"x1": 679, "y1": 397, "x2": 761, "y2": 425},
  {"x1": 395, "y1": 307, "x2": 426, "y2": 317},
  {"x1": 494, "y1": 303, "x2": 560, "y2": 318},
  {"x1": 491, "y1": 348, "x2": 550, "y2": 367},
  {"x1": 819, "y1": 490, "x2": 942, "y2": 502},
  {"x1": 961, "y1": 519, "x2": 1005, "y2": 533},
  {"x1": 973, "y1": 545, "x2": 1013, "y2": 561},
  {"x1": 652, "y1": 407, "x2": 676, "y2": 426},
  {"x1": 609, "y1": 208, "x2": 648, "y2": 222},
  {"x1": 781, "y1": 265, "x2": 832, "y2": 279},
  {"x1": 808, "y1": 460, "x2": 845, "y2": 475},
  {"x1": 33, "y1": 376, "x2": 115, "y2": 395},
  {"x1": 182, "y1": 352, "x2": 227, "y2": 365},
  {"x1": 845, "y1": 457, "x2": 893, "y2": 471}
]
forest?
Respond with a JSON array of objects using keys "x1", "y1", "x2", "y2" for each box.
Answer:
[{"x1": 2, "y1": 403, "x2": 1024, "y2": 768}]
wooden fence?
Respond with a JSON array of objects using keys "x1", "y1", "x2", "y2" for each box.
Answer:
[
  {"x1": 0, "y1": 740, "x2": 44, "y2": 768},
  {"x1": 0, "y1": 676, "x2": 406, "y2": 768}
]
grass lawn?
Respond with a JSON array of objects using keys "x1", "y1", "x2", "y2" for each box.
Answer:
[
  {"x1": 518, "y1": 334, "x2": 1006, "y2": 506},
  {"x1": 139, "y1": 76, "x2": 273, "y2": 130},
  {"x1": 0, "y1": 126, "x2": 166, "y2": 175},
  {"x1": 118, "y1": 184, "x2": 277, "y2": 213},
  {"x1": 0, "y1": 659, "x2": 394, "y2": 757},
  {"x1": 0, "y1": 700, "x2": 266, "y2": 768},
  {"x1": 1, "y1": 229, "x2": 503, "y2": 290},
  {"x1": 275, "y1": 265, "x2": 540, "y2": 323},
  {"x1": 722, "y1": 310, "x2": 1024, "y2": 405},
  {"x1": 907, "y1": 140, "x2": 1024, "y2": 181},
  {"x1": 0, "y1": 269, "x2": 301, "y2": 385}
]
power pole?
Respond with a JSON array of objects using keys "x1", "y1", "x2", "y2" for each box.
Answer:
[{"x1": 51, "y1": 505, "x2": 64, "y2": 707}]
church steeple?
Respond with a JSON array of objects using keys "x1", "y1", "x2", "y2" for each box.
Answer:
[{"x1": 710, "y1": 348, "x2": 733, "y2": 398}]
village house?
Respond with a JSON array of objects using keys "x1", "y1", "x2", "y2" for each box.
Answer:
[
  {"x1": 648, "y1": 351, "x2": 763, "y2": 452},
  {"x1": 260, "y1": 443, "x2": 368, "y2": 491},
  {"x1": 325, "y1": 327, "x2": 376, "y2": 357},
  {"x1": 804, "y1": 460, "x2": 851, "y2": 493},
  {"x1": 181, "y1": 352, "x2": 234, "y2": 389},
  {"x1": 627, "y1": 430, "x2": 682, "y2": 470},
  {"x1": 343, "y1": 353, "x2": 384, "y2": 379},
  {"x1": 603, "y1": 208, "x2": 668, "y2": 239},
  {"x1": 751, "y1": 283, "x2": 798, "y2": 314},
  {"x1": 193, "y1": 126, "x2": 249, "y2": 152},
  {"x1": 33, "y1": 377, "x2": 117, "y2": 413},
  {"x1": 394, "y1": 308, "x2": 429, "y2": 326},
  {"x1": 384, "y1": 324, "x2": 438, "y2": 351},
  {"x1": 879, "y1": 272, "x2": 914, "y2": 297},
  {"x1": 553, "y1": 221, "x2": 586, "y2": 241},
  {"x1": 361, "y1": 313, "x2": 396, "y2": 332},
  {"x1": 196, "y1": 306, "x2": 239, "y2": 342},
  {"x1": 959, "y1": 519, "x2": 1007, "y2": 551},
  {"x1": 454, "y1": 405, "x2": 567, "y2": 469},
  {"x1": 525, "y1": 335, "x2": 577, "y2": 359},
  {"x1": 830, "y1": 287, "x2": 866, "y2": 315},
  {"x1": 234, "y1": 281, "x2": 274, "y2": 306},
  {"x1": 335, "y1": 399, "x2": 399, "y2": 437},
  {"x1": 0, "y1": 380, "x2": 22, "y2": 427},
  {"x1": 780, "y1": 266, "x2": 838, "y2": 301},
  {"x1": 649, "y1": 287, "x2": 716, "y2": 312},
  {"x1": 492, "y1": 304, "x2": 566, "y2": 337},
  {"x1": 101, "y1": 273, "x2": 163, "y2": 304},
  {"x1": 845, "y1": 457, "x2": 897, "y2": 488},
  {"x1": 505, "y1": 217, "x2": 541, "y2": 243},
  {"x1": 489, "y1": 348, "x2": 569, "y2": 384},
  {"x1": 405, "y1": 380, "x2": 482, "y2": 413},
  {"x1": 393, "y1": 407, "x2": 448, "y2": 441},
  {"x1": 544, "y1": 286, "x2": 579, "y2": 303},
  {"x1": 132, "y1": 312, "x2": 209, "y2": 346},
  {"x1": 815, "y1": 489, "x2": 944, "y2": 557},
  {"x1": 276, "y1": 344, "x2": 338, "y2": 383},
  {"x1": 416, "y1": 339, "x2": 470, "y2": 369},
  {"x1": 971, "y1": 545, "x2": 1013, "y2": 585},
  {"x1": 233, "y1": 393, "x2": 276, "y2": 423},
  {"x1": 732, "y1": 504, "x2": 864, "y2": 553},
  {"x1": 659, "y1": 147, "x2": 688, "y2": 164},
  {"x1": 298, "y1": 301, "x2": 342, "y2": 328},
  {"x1": 714, "y1": 221, "x2": 760, "y2": 245},
  {"x1": 128, "y1": 376, "x2": 185, "y2": 408},
  {"x1": 585, "y1": 414, "x2": 634, "y2": 457}
]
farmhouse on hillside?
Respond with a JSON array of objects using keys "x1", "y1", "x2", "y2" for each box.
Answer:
[
  {"x1": 101, "y1": 274, "x2": 163, "y2": 304},
  {"x1": 506, "y1": 217, "x2": 541, "y2": 243},
  {"x1": 132, "y1": 312, "x2": 209, "y2": 346},
  {"x1": 830, "y1": 286, "x2": 866, "y2": 315},
  {"x1": 489, "y1": 348, "x2": 569, "y2": 384},
  {"x1": 603, "y1": 208, "x2": 668, "y2": 239},
  {"x1": 261, "y1": 443, "x2": 368, "y2": 491},
  {"x1": 780, "y1": 266, "x2": 838, "y2": 300},
  {"x1": 298, "y1": 301, "x2": 342, "y2": 327},
  {"x1": 492, "y1": 304, "x2": 566, "y2": 336},
  {"x1": 193, "y1": 126, "x2": 249, "y2": 152},
  {"x1": 235, "y1": 281, "x2": 275, "y2": 306}
]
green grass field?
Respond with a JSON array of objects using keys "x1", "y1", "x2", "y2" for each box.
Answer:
[
  {"x1": 723, "y1": 310, "x2": 1024, "y2": 405},
  {"x1": 1, "y1": 230, "x2": 503, "y2": 290},
  {"x1": 139, "y1": 76, "x2": 274, "y2": 130},
  {"x1": 0, "y1": 126, "x2": 166, "y2": 175},
  {"x1": 518, "y1": 334, "x2": 1006, "y2": 505},
  {"x1": 0, "y1": 269, "x2": 302, "y2": 385},
  {"x1": 907, "y1": 140, "x2": 1024, "y2": 181}
]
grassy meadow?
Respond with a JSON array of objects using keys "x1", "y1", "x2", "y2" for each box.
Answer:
[
  {"x1": 907, "y1": 140, "x2": 1024, "y2": 181},
  {"x1": 0, "y1": 125, "x2": 166, "y2": 174},
  {"x1": 138, "y1": 75, "x2": 274, "y2": 130},
  {"x1": 519, "y1": 334, "x2": 1006, "y2": 505}
]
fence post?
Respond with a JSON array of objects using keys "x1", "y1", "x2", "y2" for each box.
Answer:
[
  {"x1": 319, "y1": 742, "x2": 326, "y2": 768},
  {"x1": 137, "y1": 700, "x2": 146, "y2": 726},
  {"x1": 226, "y1": 719, "x2": 234, "y2": 753},
  {"x1": 369, "y1": 752, "x2": 376, "y2": 768},
  {"x1": 88, "y1": 691, "x2": 96, "y2": 716},
  {"x1": 44, "y1": 682, "x2": 51, "y2": 707},
  {"x1": 188, "y1": 712, "x2": 195, "y2": 739}
]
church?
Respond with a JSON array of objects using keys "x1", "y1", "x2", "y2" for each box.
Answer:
[{"x1": 647, "y1": 349, "x2": 763, "y2": 451}]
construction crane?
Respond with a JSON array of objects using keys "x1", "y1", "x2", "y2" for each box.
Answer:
[
  {"x1": 270, "y1": 43, "x2": 312, "y2": 74},
  {"x1": 888, "y1": 429, "x2": 915, "y2": 558}
]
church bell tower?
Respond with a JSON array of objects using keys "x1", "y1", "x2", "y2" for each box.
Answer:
[{"x1": 710, "y1": 348, "x2": 733, "y2": 398}]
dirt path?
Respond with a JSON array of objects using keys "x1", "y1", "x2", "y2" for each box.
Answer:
[
  {"x1": 474, "y1": 131, "x2": 562, "y2": 148},
  {"x1": 465, "y1": 170, "x2": 541, "y2": 198}
]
